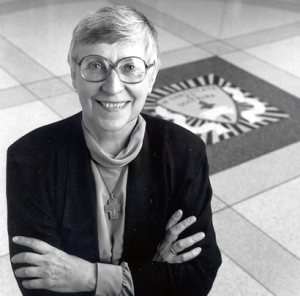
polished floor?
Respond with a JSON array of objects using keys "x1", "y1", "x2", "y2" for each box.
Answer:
[{"x1": 1, "y1": 0, "x2": 300, "y2": 295}]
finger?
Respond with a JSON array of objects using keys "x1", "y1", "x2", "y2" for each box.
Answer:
[
  {"x1": 171, "y1": 247, "x2": 202, "y2": 264},
  {"x1": 165, "y1": 210, "x2": 183, "y2": 232},
  {"x1": 166, "y1": 216, "x2": 196, "y2": 244},
  {"x1": 15, "y1": 266, "x2": 44, "y2": 278},
  {"x1": 173, "y1": 232, "x2": 205, "y2": 253},
  {"x1": 11, "y1": 252, "x2": 41, "y2": 265},
  {"x1": 22, "y1": 279, "x2": 46, "y2": 290},
  {"x1": 13, "y1": 237, "x2": 54, "y2": 255}
]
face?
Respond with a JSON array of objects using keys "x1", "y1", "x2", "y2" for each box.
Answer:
[{"x1": 72, "y1": 42, "x2": 159, "y2": 136}]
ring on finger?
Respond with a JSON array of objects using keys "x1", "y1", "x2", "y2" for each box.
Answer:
[{"x1": 170, "y1": 246, "x2": 177, "y2": 256}]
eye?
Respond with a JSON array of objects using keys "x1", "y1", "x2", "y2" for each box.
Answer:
[
  {"x1": 88, "y1": 62, "x2": 104, "y2": 70},
  {"x1": 122, "y1": 64, "x2": 136, "y2": 72}
]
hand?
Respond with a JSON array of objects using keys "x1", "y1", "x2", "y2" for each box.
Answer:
[
  {"x1": 11, "y1": 236, "x2": 96, "y2": 293},
  {"x1": 153, "y1": 210, "x2": 205, "y2": 264}
]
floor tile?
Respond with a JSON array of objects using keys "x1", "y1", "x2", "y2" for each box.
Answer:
[
  {"x1": 221, "y1": 51, "x2": 300, "y2": 99},
  {"x1": 217, "y1": 2, "x2": 300, "y2": 39},
  {"x1": 243, "y1": 0, "x2": 300, "y2": 10},
  {"x1": 43, "y1": 92, "x2": 82, "y2": 118},
  {"x1": 209, "y1": 253, "x2": 273, "y2": 296},
  {"x1": 26, "y1": 78, "x2": 73, "y2": 99},
  {"x1": 0, "y1": 101, "x2": 61, "y2": 256},
  {"x1": 60, "y1": 75, "x2": 73, "y2": 88},
  {"x1": 211, "y1": 195, "x2": 227, "y2": 213},
  {"x1": 0, "y1": 67, "x2": 19, "y2": 90},
  {"x1": 135, "y1": 0, "x2": 300, "y2": 39},
  {"x1": 110, "y1": 0, "x2": 214, "y2": 45},
  {"x1": 134, "y1": 0, "x2": 226, "y2": 38},
  {"x1": 225, "y1": 21, "x2": 300, "y2": 50},
  {"x1": 158, "y1": 18, "x2": 213, "y2": 46},
  {"x1": 0, "y1": 0, "x2": 19, "y2": 3},
  {"x1": 156, "y1": 26, "x2": 191, "y2": 53},
  {"x1": 234, "y1": 176, "x2": 300, "y2": 259},
  {"x1": 199, "y1": 40, "x2": 236, "y2": 56},
  {"x1": 246, "y1": 36, "x2": 300, "y2": 79},
  {"x1": 210, "y1": 141, "x2": 300, "y2": 205},
  {"x1": 0, "y1": 36, "x2": 52, "y2": 83},
  {"x1": 0, "y1": 86, "x2": 37, "y2": 110},
  {"x1": 0, "y1": 0, "x2": 112, "y2": 76},
  {"x1": 160, "y1": 46, "x2": 212, "y2": 69},
  {"x1": 214, "y1": 208, "x2": 300, "y2": 296},
  {"x1": 0, "y1": 217, "x2": 8, "y2": 257},
  {"x1": 0, "y1": 255, "x2": 21, "y2": 296}
]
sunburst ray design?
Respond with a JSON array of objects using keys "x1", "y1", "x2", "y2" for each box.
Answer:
[{"x1": 143, "y1": 74, "x2": 289, "y2": 145}]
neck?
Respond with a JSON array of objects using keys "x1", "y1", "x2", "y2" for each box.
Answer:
[{"x1": 83, "y1": 118, "x2": 138, "y2": 156}]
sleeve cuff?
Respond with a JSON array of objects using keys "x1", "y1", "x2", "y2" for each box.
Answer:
[
  {"x1": 120, "y1": 262, "x2": 135, "y2": 296},
  {"x1": 95, "y1": 263, "x2": 122, "y2": 296},
  {"x1": 95, "y1": 262, "x2": 135, "y2": 296}
]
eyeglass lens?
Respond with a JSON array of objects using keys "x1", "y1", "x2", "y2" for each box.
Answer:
[{"x1": 80, "y1": 56, "x2": 147, "y2": 83}]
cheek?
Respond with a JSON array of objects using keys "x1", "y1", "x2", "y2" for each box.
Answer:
[{"x1": 77, "y1": 81, "x2": 98, "y2": 101}]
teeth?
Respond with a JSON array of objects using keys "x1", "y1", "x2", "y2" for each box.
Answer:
[{"x1": 99, "y1": 102, "x2": 126, "y2": 109}]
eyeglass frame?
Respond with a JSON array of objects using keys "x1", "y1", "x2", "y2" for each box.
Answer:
[{"x1": 73, "y1": 55, "x2": 156, "y2": 84}]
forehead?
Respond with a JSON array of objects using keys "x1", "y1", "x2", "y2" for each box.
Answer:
[{"x1": 76, "y1": 41, "x2": 148, "y2": 61}]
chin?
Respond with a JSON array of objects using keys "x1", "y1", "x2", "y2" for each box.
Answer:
[{"x1": 96, "y1": 119, "x2": 130, "y2": 133}]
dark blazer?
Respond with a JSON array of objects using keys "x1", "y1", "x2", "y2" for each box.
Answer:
[{"x1": 7, "y1": 112, "x2": 221, "y2": 296}]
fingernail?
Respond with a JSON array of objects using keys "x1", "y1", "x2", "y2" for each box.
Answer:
[
  {"x1": 11, "y1": 256, "x2": 15, "y2": 263},
  {"x1": 196, "y1": 247, "x2": 202, "y2": 253},
  {"x1": 195, "y1": 232, "x2": 205, "y2": 239},
  {"x1": 12, "y1": 237, "x2": 18, "y2": 242},
  {"x1": 176, "y1": 210, "x2": 182, "y2": 216},
  {"x1": 22, "y1": 281, "x2": 28, "y2": 288},
  {"x1": 189, "y1": 216, "x2": 196, "y2": 223}
]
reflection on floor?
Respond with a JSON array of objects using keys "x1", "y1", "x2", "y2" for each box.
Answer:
[{"x1": 1, "y1": 0, "x2": 300, "y2": 295}]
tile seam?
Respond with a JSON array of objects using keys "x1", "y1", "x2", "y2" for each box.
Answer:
[
  {"x1": 213, "y1": 206, "x2": 229, "y2": 215},
  {"x1": 210, "y1": 141, "x2": 300, "y2": 179},
  {"x1": 229, "y1": 174, "x2": 300, "y2": 208},
  {"x1": 0, "y1": 61, "x2": 64, "y2": 119},
  {"x1": 218, "y1": 250, "x2": 277, "y2": 296},
  {"x1": 160, "y1": 45, "x2": 209, "y2": 56},
  {"x1": 0, "y1": 34, "x2": 74, "y2": 92},
  {"x1": 223, "y1": 20, "x2": 300, "y2": 49},
  {"x1": 115, "y1": 0, "x2": 300, "y2": 55},
  {"x1": 214, "y1": 204, "x2": 300, "y2": 262},
  {"x1": 0, "y1": 65, "x2": 19, "y2": 89},
  {"x1": 39, "y1": 90, "x2": 75, "y2": 100},
  {"x1": 217, "y1": 0, "x2": 229, "y2": 39},
  {"x1": 108, "y1": 0, "x2": 215, "y2": 45},
  {"x1": 0, "y1": 253, "x2": 8, "y2": 259},
  {"x1": 0, "y1": 76, "x2": 73, "y2": 94},
  {"x1": 224, "y1": 48, "x2": 300, "y2": 84}
]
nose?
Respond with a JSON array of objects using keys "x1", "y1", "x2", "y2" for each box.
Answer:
[{"x1": 101, "y1": 68, "x2": 124, "y2": 95}]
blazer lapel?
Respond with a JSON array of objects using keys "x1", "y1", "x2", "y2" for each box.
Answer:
[
  {"x1": 62, "y1": 116, "x2": 100, "y2": 261},
  {"x1": 122, "y1": 128, "x2": 163, "y2": 262}
]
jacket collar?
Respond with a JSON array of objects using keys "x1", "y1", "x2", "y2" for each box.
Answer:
[
  {"x1": 62, "y1": 113, "x2": 159, "y2": 261},
  {"x1": 63, "y1": 113, "x2": 98, "y2": 231}
]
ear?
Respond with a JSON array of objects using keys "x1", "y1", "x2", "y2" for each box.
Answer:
[
  {"x1": 69, "y1": 56, "x2": 78, "y2": 90},
  {"x1": 72, "y1": 75, "x2": 77, "y2": 90},
  {"x1": 147, "y1": 63, "x2": 160, "y2": 94}
]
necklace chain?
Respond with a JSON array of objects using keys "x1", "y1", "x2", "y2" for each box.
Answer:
[{"x1": 97, "y1": 165, "x2": 126, "y2": 199}]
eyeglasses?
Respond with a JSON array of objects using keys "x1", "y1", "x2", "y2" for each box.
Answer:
[{"x1": 73, "y1": 55, "x2": 155, "y2": 84}]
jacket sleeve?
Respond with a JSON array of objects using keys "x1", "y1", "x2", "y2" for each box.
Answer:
[
  {"x1": 6, "y1": 146, "x2": 64, "y2": 296},
  {"x1": 128, "y1": 149, "x2": 222, "y2": 296}
]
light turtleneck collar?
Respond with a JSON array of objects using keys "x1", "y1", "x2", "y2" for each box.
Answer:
[{"x1": 82, "y1": 115, "x2": 146, "y2": 168}]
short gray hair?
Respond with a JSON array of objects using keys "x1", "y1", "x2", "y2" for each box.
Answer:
[{"x1": 68, "y1": 6, "x2": 160, "y2": 77}]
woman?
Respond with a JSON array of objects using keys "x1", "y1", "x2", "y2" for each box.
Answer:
[{"x1": 7, "y1": 6, "x2": 221, "y2": 296}]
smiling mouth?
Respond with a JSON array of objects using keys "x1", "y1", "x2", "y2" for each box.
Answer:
[{"x1": 96, "y1": 100, "x2": 128, "y2": 109}]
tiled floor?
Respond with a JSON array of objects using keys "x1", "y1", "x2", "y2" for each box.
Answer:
[{"x1": 1, "y1": 0, "x2": 300, "y2": 295}]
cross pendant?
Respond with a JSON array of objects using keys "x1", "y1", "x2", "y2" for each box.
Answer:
[{"x1": 104, "y1": 196, "x2": 122, "y2": 220}]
